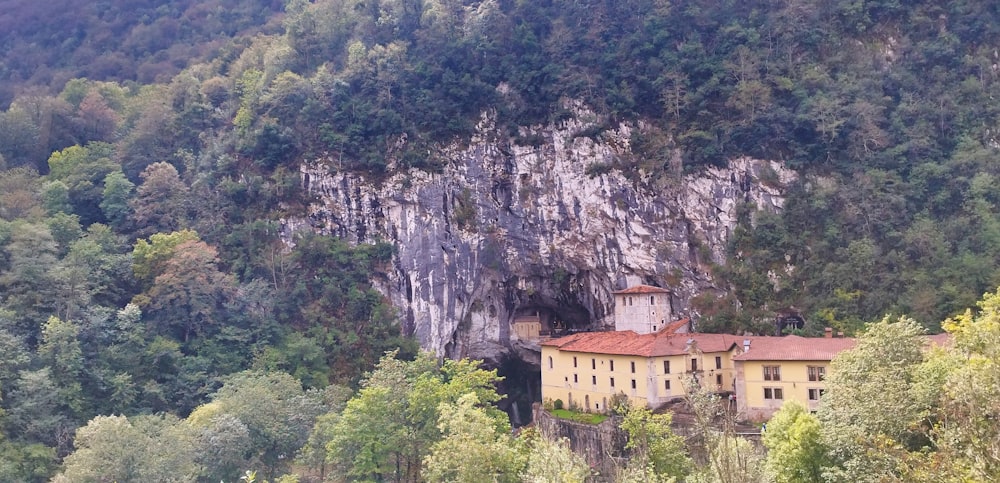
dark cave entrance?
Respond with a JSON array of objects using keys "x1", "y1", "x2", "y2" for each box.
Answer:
[
  {"x1": 495, "y1": 354, "x2": 541, "y2": 427},
  {"x1": 514, "y1": 301, "x2": 595, "y2": 337}
]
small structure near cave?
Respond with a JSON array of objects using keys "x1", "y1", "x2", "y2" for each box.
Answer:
[
  {"x1": 513, "y1": 312, "x2": 543, "y2": 339},
  {"x1": 774, "y1": 308, "x2": 805, "y2": 335}
]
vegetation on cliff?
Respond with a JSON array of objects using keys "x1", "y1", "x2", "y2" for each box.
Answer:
[{"x1": 1, "y1": 0, "x2": 1000, "y2": 480}]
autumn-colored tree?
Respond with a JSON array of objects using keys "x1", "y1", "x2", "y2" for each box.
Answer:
[
  {"x1": 144, "y1": 239, "x2": 235, "y2": 342},
  {"x1": 130, "y1": 162, "x2": 190, "y2": 237}
]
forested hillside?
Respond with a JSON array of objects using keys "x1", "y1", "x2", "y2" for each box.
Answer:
[{"x1": 2, "y1": 0, "x2": 1000, "y2": 480}]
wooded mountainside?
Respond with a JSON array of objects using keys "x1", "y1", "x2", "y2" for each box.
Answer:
[{"x1": 2, "y1": 0, "x2": 1000, "y2": 481}]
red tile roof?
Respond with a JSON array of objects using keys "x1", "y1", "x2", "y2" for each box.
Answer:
[
  {"x1": 732, "y1": 335, "x2": 856, "y2": 361},
  {"x1": 659, "y1": 318, "x2": 690, "y2": 334},
  {"x1": 542, "y1": 330, "x2": 743, "y2": 357},
  {"x1": 612, "y1": 285, "x2": 670, "y2": 294},
  {"x1": 924, "y1": 333, "x2": 952, "y2": 348},
  {"x1": 545, "y1": 330, "x2": 952, "y2": 362}
]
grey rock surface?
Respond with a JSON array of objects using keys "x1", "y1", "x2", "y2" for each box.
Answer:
[{"x1": 283, "y1": 104, "x2": 795, "y2": 362}]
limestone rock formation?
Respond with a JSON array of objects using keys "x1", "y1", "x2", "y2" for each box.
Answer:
[{"x1": 283, "y1": 104, "x2": 795, "y2": 363}]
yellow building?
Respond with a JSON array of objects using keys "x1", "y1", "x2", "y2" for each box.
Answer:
[
  {"x1": 733, "y1": 335, "x2": 856, "y2": 421},
  {"x1": 541, "y1": 329, "x2": 745, "y2": 412}
]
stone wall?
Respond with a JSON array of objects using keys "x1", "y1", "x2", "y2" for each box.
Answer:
[{"x1": 532, "y1": 403, "x2": 627, "y2": 479}]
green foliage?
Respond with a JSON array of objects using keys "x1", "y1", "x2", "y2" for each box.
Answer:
[
  {"x1": 551, "y1": 408, "x2": 608, "y2": 425},
  {"x1": 131, "y1": 229, "x2": 201, "y2": 286},
  {"x1": 188, "y1": 370, "x2": 327, "y2": 480},
  {"x1": 6, "y1": 1, "x2": 1000, "y2": 481},
  {"x1": 46, "y1": 143, "x2": 119, "y2": 225},
  {"x1": 685, "y1": 377, "x2": 767, "y2": 483},
  {"x1": 915, "y1": 288, "x2": 1000, "y2": 481},
  {"x1": 423, "y1": 393, "x2": 525, "y2": 483},
  {"x1": 520, "y1": 431, "x2": 591, "y2": 483},
  {"x1": 763, "y1": 401, "x2": 829, "y2": 483},
  {"x1": 0, "y1": 440, "x2": 57, "y2": 483},
  {"x1": 322, "y1": 351, "x2": 503, "y2": 481},
  {"x1": 618, "y1": 403, "x2": 692, "y2": 481},
  {"x1": 57, "y1": 414, "x2": 199, "y2": 483},
  {"x1": 99, "y1": 171, "x2": 134, "y2": 230},
  {"x1": 818, "y1": 316, "x2": 930, "y2": 481}
]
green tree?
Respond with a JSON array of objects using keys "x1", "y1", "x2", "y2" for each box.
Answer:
[
  {"x1": 56, "y1": 414, "x2": 199, "y2": 483},
  {"x1": 617, "y1": 402, "x2": 692, "y2": 481},
  {"x1": 0, "y1": 221, "x2": 59, "y2": 340},
  {"x1": 40, "y1": 180, "x2": 72, "y2": 215},
  {"x1": 911, "y1": 288, "x2": 1000, "y2": 481},
  {"x1": 36, "y1": 316, "x2": 85, "y2": 414},
  {"x1": 131, "y1": 229, "x2": 200, "y2": 287},
  {"x1": 520, "y1": 430, "x2": 591, "y2": 483},
  {"x1": 4, "y1": 368, "x2": 77, "y2": 451},
  {"x1": 817, "y1": 316, "x2": 930, "y2": 482},
  {"x1": 423, "y1": 393, "x2": 526, "y2": 482},
  {"x1": 324, "y1": 351, "x2": 503, "y2": 481},
  {"x1": 99, "y1": 171, "x2": 134, "y2": 230},
  {"x1": 763, "y1": 401, "x2": 829, "y2": 483},
  {"x1": 46, "y1": 143, "x2": 119, "y2": 225},
  {"x1": 187, "y1": 370, "x2": 326, "y2": 480}
]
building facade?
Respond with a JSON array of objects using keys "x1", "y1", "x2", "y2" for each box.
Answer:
[
  {"x1": 612, "y1": 285, "x2": 673, "y2": 334},
  {"x1": 732, "y1": 336, "x2": 856, "y2": 420},
  {"x1": 540, "y1": 331, "x2": 744, "y2": 411}
]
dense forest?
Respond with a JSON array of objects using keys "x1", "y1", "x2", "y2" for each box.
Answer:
[{"x1": 3, "y1": 0, "x2": 1000, "y2": 480}]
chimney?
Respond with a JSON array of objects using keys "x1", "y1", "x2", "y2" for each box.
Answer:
[
  {"x1": 824, "y1": 327, "x2": 833, "y2": 338},
  {"x1": 837, "y1": 331, "x2": 845, "y2": 338}
]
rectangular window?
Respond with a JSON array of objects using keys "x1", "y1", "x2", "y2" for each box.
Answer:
[
  {"x1": 592, "y1": 375, "x2": 597, "y2": 385},
  {"x1": 548, "y1": 356, "x2": 552, "y2": 369},
  {"x1": 691, "y1": 358, "x2": 698, "y2": 371},
  {"x1": 716, "y1": 374, "x2": 722, "y2": 385},
  {"x1": 715, "y1": 356, "x2": 722, "y2": 369},
  {"x1": 631, "y1": 379, "x2": 637, "y2": 389},
  {"x1": 665, "y1": 380, "x2": 671, "y2": 390},
  {"x1": 664, "y1": 361, "x2": 671, "y2": 374},
  {"x1": 650, "y1": 296, "x2": 655, "y2": 305},
  {"x1": 630, "y1": 361, "x2": 636, "y2": 373},
  {"x1": 573, "y1": 356, "x2": 577, "y2": 368},
  {"x1": 592, "y1": 359, "x2": 596, "y2": 370},
  {"x1": 809, "y1": 388, "x2": 822, "y2": 401},
  {"x1": 774, "y1": 388, "x2": 784, "y2": 399},
  {"x1": 808, "y1": 366, "x2": 826, "y2": 382},
  {"x1": 763, "y1": 365, "x2": 781, "y2": 381},
  {"x1": 610, "y1": 377, "x2": 615, "y2": 388},
  {"x1": 765, "y1": 387, "x2": 784, "y2": 400},
  {"x1": 573, "y1": 374, "x2": 578, "y2": 383},
  {"x1": 610, "y1": 360, "x2": 615, "y2": 371}
]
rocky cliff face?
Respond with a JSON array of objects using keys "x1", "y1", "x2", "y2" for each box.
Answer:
[{"x1": 283, "y1": 104, "x2": 795, "y2": 363}]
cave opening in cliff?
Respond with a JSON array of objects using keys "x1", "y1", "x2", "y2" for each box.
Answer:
[
  {"x1": 515, "y1": 302, "x2": 593, "y2": 336},
  {"x1": 495, "y1": 354, "x2": 541, "y2": 427}
]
